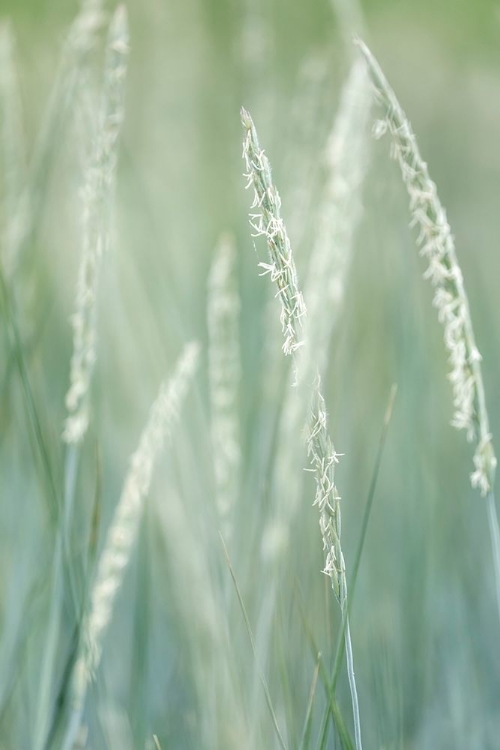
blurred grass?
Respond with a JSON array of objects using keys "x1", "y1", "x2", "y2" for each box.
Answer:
[{"x1": 1, "y1": 0, "x2": 500, "y2": 748}]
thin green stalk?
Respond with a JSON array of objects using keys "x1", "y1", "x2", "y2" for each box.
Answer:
[
  {"x1": 0, "y1": 301, "x2": 49, "y2": 451},
  {"x1": 8, "y1": 0, "x2": 105, "y2": 280},
  {"x1": 63, "y1": 444, "x2": 84, "y2": 612},
  {"x1": 41, "y1": 452, "x2": 102, "y2": 748},
  {"x1": 320, "y1": 386, "x2": 397, "y2": 734},
  {"x1": 0, "y1": 22, "x2": 26, "y2": 275},
  {"x1": 0, "y1": 269, "x2": 59, "y2": 520},
  {"x1": 61, "y1": 342, "x2": 199, "y2": 750},
  {"x1": 486, "y1": 492, "x2": 500, "y2": 622},
  {"x1": 220, "y1": 533, "x2": 288, "y2": 750},
  {"x1": 343, "y1": 621, "x2": 360, "y2": 750},
  {"x1": 33, "y1": 451, "x2": 86, "y2": 750},
  {"x1": 130, "y1": 507, "x2": 152, "y2": 747},
  {"x1": 275, "y1": 595, "x2": 300, "y2": 750},
  {"x1": 298, "y1": 659, "x2": 320, "y2": 750},
  {"x1": 295, "y1": 584, "x2": 354, "y2": 750},
  {"x1": 33, "y1": 533, "x2": 66, "y2": 750}
]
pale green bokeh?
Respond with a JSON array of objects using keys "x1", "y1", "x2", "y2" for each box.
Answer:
[{"x1": 1, "y1": 1, "x2": 500, "y2": 748}]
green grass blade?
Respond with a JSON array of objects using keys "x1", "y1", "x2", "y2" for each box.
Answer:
[
  {"x1": 220, "y1": 533, "x2": 289, "y2": 750},
  {"x1": 295, "y1": 583, "x2": 354, "y2": 750},
  {"x1": 298, "y1": 659, "x2": 320, "y2": 750},
  {"x1": 318, "y1": 385, "x2": 397, "y2": 738},
  {"x1": 486, "y1": 491, "x2": 500, "y2": 622},
  {"x1": 0, "y1": 268, "x2": 60, "y2": 519}
]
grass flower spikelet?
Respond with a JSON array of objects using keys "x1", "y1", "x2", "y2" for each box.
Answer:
[
  {"x1": 241, "y1": 107, "x2": 306, "y2": 358},
  {"x1": 307, "y1": 385, "x2": 346, "y2": 602},
  {"x1": 358, "y1": 38, "x2": 496, "y2": 496},
  {"x1": 71, "y1": 342, "x2": 199, "y2": 709}
]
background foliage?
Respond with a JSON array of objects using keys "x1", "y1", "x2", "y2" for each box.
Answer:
[{"x1": 1, "y1": 0, "x2": 500, "y2": 748}]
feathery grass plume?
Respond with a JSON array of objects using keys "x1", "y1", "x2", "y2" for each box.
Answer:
[
  {"x1": 306, "y1": 385, "x2": 362, "y2": 750},
  {"x1": 0, "y1": 23, "x2": 25, "y2": 276},
  {"x1": 241, "y1": 108, "x2": 362, "y2": 750},
  {"x1": 357, "y1": 39, "x2": 496, "y2": 498},
  {"x1": 63, "y1": 5, "x2": 129, "y2": 444},
  {"x1": 208, "y1": 233, "x2": 242, "y2": 533},
  {"x1": 359, "y1": 39, "x2": 500, "y2": 625},
  {"x1": 61, "y1": 342, "x2": 200, "y2": 750},
  {"x1": 241, "y1": 108, "x2": 306, "y2": 360}
]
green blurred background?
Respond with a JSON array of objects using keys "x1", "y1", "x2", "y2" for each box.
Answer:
[{"x1": 1, "y1": 0, "x2": 500, "y2": 748}]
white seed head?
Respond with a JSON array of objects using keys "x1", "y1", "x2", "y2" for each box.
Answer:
[
  {"x1": 241, "y1": 110, "x2": 348, "y2": 605},
  {"x1": 241, "y1": 107, "x2": 306, "y2": 358},
  {"x1": 358, "y1": 38, "x2": 496, "y2": 496},
  {"x1": 63, "y1": 6, "x2": 129, "y2": 444},
  {"x1": 71, "y1": 342, "x2": 199, "y2": 709},
  {"x1": 208, "y1": 234, "x2": 242, "y2": 528}
]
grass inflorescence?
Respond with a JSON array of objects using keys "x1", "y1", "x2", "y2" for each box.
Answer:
[{"x1": 0, "y1": 3, "x2": 499, "y2": 750}]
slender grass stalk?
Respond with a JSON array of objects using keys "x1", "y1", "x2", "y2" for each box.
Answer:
[
  {"x1": 0, "y1": 28, "x2": 58, "y2": 517},
  {"x1": 298, "y1": 658, "x2": 320, "y2": 750},
  {"x1": 220, "y1": 534, "x2": 288, "y2": 750},
  {"x1": 306, "y1": 389, "x2": 361, "y2": 750},
  {"x1": 7, "y1": 0, "x2": 106, "y2": 282},
  {"x1": 0, "y1": 269, "x2": 59, "y2": 515},
  {"x1": 0, "y1": 22, "x2": 25, "y2": 277},
  {"x1": 295, "y1": 586, "x2": 354, "y2": 750},
  {"x1": 0, "y1": 1, "x2": 105, "y2": 449},
  {"x1": 208, "y1": 233, "x2": 242, "y2": 536},
  {"x1": 486, "y1": 492, "x2": 500, "y2": 622},
  {"x1": 60, "y1": 342, "x2": 200, "y2": 750},
  {"x1": 130, "y1": 504, "x2": 152, "y2": 748},
  {"x1": 155, "y1": 488, "x2": 249, "y2": 750},
  {"x1": 319, "y1": 386, "x2": 397, "y2": 739},
  {"x1": 241, "y1": 108, "x2": 362, "y2": 750},
  {"x1": 357, "y1": 38, "x2": 500, "y2": 616}
]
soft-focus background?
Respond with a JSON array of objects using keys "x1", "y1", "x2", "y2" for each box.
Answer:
[{"x1": 1, "y1": 0, "x2": 500, "y2": 748}]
